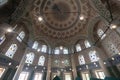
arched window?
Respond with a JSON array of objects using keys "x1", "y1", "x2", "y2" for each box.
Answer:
[
  {"x1": 32, "y1": 41, "x2": 38, "y2": 50},
  {"x1": 41, "y1": 45, "x2": 47, "y2": 53},
  {"x1": 0, "y1": 0, "x2": 8, "y2": 6},
  {"x1": 63, "y1": 48, "x2": 68, "y2": 54},
  {"x1": 25, "y1": 52, "x2": 35, "y2": 64},
  {"x1": 89, "y1": 51, "x2": 98, "y2": 62},
  {"x1": 84, "y1": 40, "x2": 91, "y2": 48},
  {"x1": 54, "y1": 48, "x2": 60, "y2": 54},
  {"x1": 78, "y1": 55, "x2": 85, "y2": 65},
  {"x1": 5, "y1": 44, "x2": 17, "y2": 58},
  {"x1": 17, "y1": 31, "x2": 25, "y2": 42},
  {"x1": 38, "y1": 56, "x2": 45, "y2": 66},
  {"x1": 97, "y1": 29, "x2": 106, "y2": 39},
  {"x1": 0, "y1": 35, "x2": 6, "y2": 45},
  {"x1": 76, "y1": 44, "x2": 81, "y2": 52}
]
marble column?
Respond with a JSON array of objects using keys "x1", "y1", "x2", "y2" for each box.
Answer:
[
  {"x1": 95, "y1": 47, "x2": 111, "y2": 77},
  {"x1": 71, "y1": 54, "x2": 77, "y2": 80},
  {"x1": 46, "y1": 55, "x2": 52, "y2": 80},
  {"x1": 12, "y1": 50, "x2": 27, "y2": 80}
]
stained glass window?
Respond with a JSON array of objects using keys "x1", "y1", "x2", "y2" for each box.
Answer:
[
  {"x1": 63, "y1": 48, "x2": 68, "y2": 54},
  {"x1": 38, "y1": 56, "x2": 45, "y2": 66},
  {"x1": 76, "y1": 44, "x2": 82, "y2": 52},
  {"x1": 84, "y1": 40, "x2": 91, "y2": 48},
  {"x1": 25, "y1": 52, "x2": 35, "y2": 64},
  {"x1": 97, "y1": 29, "x2": 106, "y2": 39},
  {"x1": 5, "y1": 44, "x2": 17, "y2": 58},
  {"x1": 32, "y1": 41, "x2": 38, "y2": 50},
  {"x1": 0, "y1": 35, "x2": 6, "y2": 45},
  {"x1": 18, "y1": 72, "x2": 29, "y2": 80},
  {"x1": 41, "y1": 45, "x2": 47, "y2": 53},
  {"x1": 54, "y1": 48, "x2": 60, "y2": 54},
  {"x1": 34, "y1": 73, "x2": 42, "y2": 80},
  {"x1": 89, "y1": 51, "x2": 98, "y2": 62},
  {"x1": 78, "y1": 55, "x2": 85, "y2": 65},
  {"x1": 17, "y1": 31, "x2": 25, "y2": 42}
]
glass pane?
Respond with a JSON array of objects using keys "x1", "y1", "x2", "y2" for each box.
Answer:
[
  {"x1": 82, "y1": 73, "x2": 90, "y2": 80},
  {"x1": 63, "y1": 48, "x2": 68, "y2": 54},
  {"x1": 25, "y1": 53, "x2": 34, "y2": 64},
  {"x1": 98, "y1": 71, "x2": 105, "y2": 79},
  {"x1": 54, "y1": 49, "x2": 60, "y2": 54},
  {"x1": 0, "y1": 35, "x2": 6, "y2": 45},
  {"x1": 18, "y1": 72, "x2": 29, "y2": 80},
  {"x1": 34, "y1": 73, "x2": 42, "y2": 80},
  {"x1": 41, "y1": 45, "x2": 47, "y2": 53},
  {"x1": 84, "y1": 40, "x2": 91, "y2": 48},
  {"x1": 76, "y1": 44, "x2": 81, "y2": 52},
  {"x1": 78, "y1": 55, "x2": 85, "y2": 65},
  {"x1": 65, "y1": 74, "x2": 72, "y2": 80},
  {"x1": 32, "y1": 41, "x2": 38, "y2": 50}
]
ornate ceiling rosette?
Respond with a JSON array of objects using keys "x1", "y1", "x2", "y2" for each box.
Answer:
[{"x1": 31, "y1": 0, "x2": 89, "y2": 39}]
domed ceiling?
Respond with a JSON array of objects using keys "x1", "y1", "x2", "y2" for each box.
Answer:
[
  {"x1": 30, "y1": 0, "x2": 94, "y2": 42},
  {"x1": 11, "y1": 0, "x2": 107, "y2": 46}
]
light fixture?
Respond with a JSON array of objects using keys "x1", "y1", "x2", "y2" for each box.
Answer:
[
  {"x1": 118, "y1": 53, "x2": 120, "y2": 55},
  {"x1": 35, "y1": 66, "x2": 37, "y2": 69},
  {"x1": 110, "y1": 24, "x2": 117, "y2": 29},
  {"x1": 37, "y1": 48, "x2": 40, "y2": 52},
  {"x1": 112, "y1": 57, "x2": 115, "y2": 60},
  {"x1": 94, "y1": 62, "x2": 96, "y2": 65},
  {"x1": 38, "y1": 16, "x2": 43, "y2": 21},
  {"x1": 104, "y1": 62, "x2": 106, "y2": 64},
  {"x1": 8, "y1": 62, "x2": 12, "y2": 66},
  {"x1": 79, "y1": 15, "x2": 85, "y2": 20},
  {"x1": 7, "y1": 28, "x2": 13, "y2": 32},
  {"x1": 60, "y1": 46, "x2": 63, "y2": 50}
]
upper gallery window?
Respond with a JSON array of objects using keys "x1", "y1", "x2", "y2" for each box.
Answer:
[
  {"x1": 0, "y1": 35, "x2": 6, "y2": 45},
  {"x1": 89, "y1": 51, "x2": 98, "y2": 62},
  {"x1": 97, "y1": 29, "x2": 106, "y2": 39},
  {"x1": 25, "y1": 52, "x2": 35, "y2": 64},
  {"x1": 17, "y1": 31, "x2": 25, "y2": 42},
  {"x1": 38, "y1": 56, "x2": 45, "y2": 66},
  {"x1": 84, "y1": 40, "x2": 91, "y2": 48},
  {"x1": 0, "y1": 0, "x2": 8, "y2": 6},
  {"x1": 41, "y1": 45, "x2": 47, "y2": 53},
  {"x1": 78, "y1": 55, "x2": 85, "y2": 65},
  {"x1": 76, "y1": 44, "x2": 82, "y2": 52},
  {"x1": 5, "y1": 44, "x2": 17, "y2": 58},
  {"x1": 54, "y1": 48, "x2": 60, "y2": 54},
  {"x1": 32, "y1": 41, "x2": 38, "y2": 50},
  {"x1": 63, "y1": 48, "x2": 68, "y2": 54}
]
